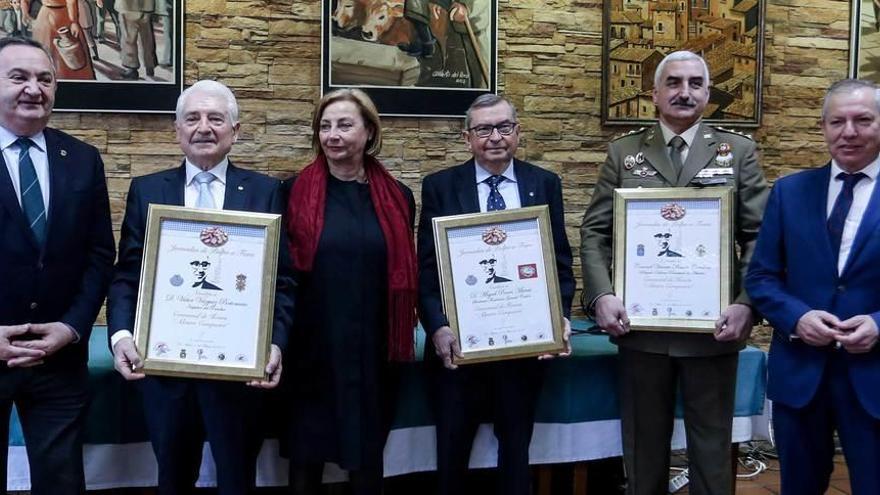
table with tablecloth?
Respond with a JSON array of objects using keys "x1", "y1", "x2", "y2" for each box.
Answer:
[{"x1": 6, "y1": 324, "x2": 769, "y2": 490}]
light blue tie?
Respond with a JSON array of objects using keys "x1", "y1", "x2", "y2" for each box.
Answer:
[
  {"x1": 194, "y1": 171, "x2": 216, "y2": 209},
  {"x1": 16, "y1": 138, "x2": 47, "y2": 245}
]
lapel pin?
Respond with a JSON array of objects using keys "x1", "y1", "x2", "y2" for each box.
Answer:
[
  {"x1": 703, "y1": 133, "x2": 712, "y2": 139},
  {"x1": 624, "y1": 155, "x2": 636, "y2": 170},
  {"x1": 635, "y1": 152, "x2": 644, "y2": 164},
  {"x1": 529, "y1": 191, "x2": 535, "y2": 197},
  {"x1": 237, "y1": 185, "x2": 244, "y2": 191},
  {"x1": 60, "y1": 149, "x2": 67, "y2": 157}
]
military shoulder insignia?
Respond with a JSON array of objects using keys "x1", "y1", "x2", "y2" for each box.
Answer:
[
  {"x1": 612, "y1": 126, "x2": 647, "y2": 141},
  {"x1": 715, "y1": 126, "x2": 754, "y2": 141}
]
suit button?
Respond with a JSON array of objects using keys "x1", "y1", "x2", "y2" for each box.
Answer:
[
  {"x1": 29, "y1": 302, "x2": 38, "y2": 310},
  {"x1": 36, "y1": 262, "x2": 43, "y2": 270},
  {"x1": 837, "y1": 285, "x2": 845, "y2": 292}
]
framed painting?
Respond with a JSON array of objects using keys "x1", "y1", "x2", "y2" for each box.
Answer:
[
  {"x1": 602, "y1": 0, "x2": 766, "y2": 127},
  {"x1": 321, "y1": 0, "x2": 497, "y2": 117},
  {"x1": 2, "y1": 0, "x2": 184, "y2": 112},
  {"x1": 850, "y1": 0, "x2": 880, "y2": 80}
]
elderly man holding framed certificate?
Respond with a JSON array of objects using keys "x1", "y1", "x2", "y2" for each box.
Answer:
[
  {"x1": 418, "y1": 93, "x2": 575, "y2": 495},
  {"x1": 580, "y1": 51, "x2": 769, "y2": 495},
  {"x1": 106, "y1": 80, "x2": 295, "y2": 495}
]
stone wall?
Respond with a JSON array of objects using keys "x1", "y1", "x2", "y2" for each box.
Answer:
[{"x1": 51, "y1": 0, "x2": 853, "y2": 314}]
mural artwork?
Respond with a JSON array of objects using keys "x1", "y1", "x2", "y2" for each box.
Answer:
[
  {"x1": 603, "y1": 0, "x2": 765, "y2": 126},
  {"x1": 322, "y1": 0, "x2": 498, "y2": 117},
  {"x1": 1, "y1": 0, "x2": 183, "y2": 112}
]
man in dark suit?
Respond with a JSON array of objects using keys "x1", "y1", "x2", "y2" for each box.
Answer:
[
  {"x1": 190, "y1": 258, "x2": 222, "y2": 290},
  {"x1": 107, "y1": 80, "x2": 294, "y2": 495},
  {"x1": 580, "y1": 51, "x2": 769, "y2": 494},
  {"x1": 0, "y1": 37, "x2": 115, "y2": 494},
  {"x1": 418, "y1": 94, "x2": 574, "y2": 495},
  {"x1": 746, "y1": 79, "x2": 880, "y2": 494}
]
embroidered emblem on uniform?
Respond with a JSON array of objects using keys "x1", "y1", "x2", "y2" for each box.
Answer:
[
  {"x1": 633, "y1": 166, "x2": 657, "y2": 178},
  {"x1": 624, "y1": 155, "x2": 636, "y2": 170},
  {"x1": 635, "y1": 152, "x2": 644, "y2": 164},
  {"x1": 715, "y1": 143, "x2": 733, "y2": 166}
]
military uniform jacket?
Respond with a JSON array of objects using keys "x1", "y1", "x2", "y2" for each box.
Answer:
[{"x1": 580, "y1": 122, "x2": 769, "y2": 356}]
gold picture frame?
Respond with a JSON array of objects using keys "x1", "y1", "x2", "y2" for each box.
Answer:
[
  {"x1": 133, "y1": 205, "x2": 280, "y2": 380},
  {"x1": 612, "y1": 187, "x2": 734, "y2": 332},
  {"x1": 433, "y1": 206, "x2": 565, "y2": 364}
]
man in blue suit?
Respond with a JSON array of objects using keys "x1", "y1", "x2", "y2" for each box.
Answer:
[
  {"x1": 0, "y1": 37, "x2": 115, "y2": 493},
  {"x1": 107, "y1": 80, "x2": 295, "y2": 494},
  {"x1": 746, "y1": 79, "x2": 880, "y2": 494}
]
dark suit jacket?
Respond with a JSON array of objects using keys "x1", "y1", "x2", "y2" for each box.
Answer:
[
  {"x1": 107, "y1": 162, "x2": 295, "y2": 351},
  {"x1": 746, "y1": 164, "x2": 880, "y2": 418},
  {"x1": 0, "y1": 127, "x2": 115, "y2": 367},
  {"x1": 580, "y1": 122, "x2": 769, "y2": 356},
  {"x1": 418, "y1": 158, "x2": 575, "y2": 339}
]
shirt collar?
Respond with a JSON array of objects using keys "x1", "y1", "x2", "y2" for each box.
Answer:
[
  {"x1": 474, "y1": 159, "x2": 517, "y2": 184},
  {"x1": 0, "y1": 125, "x2": 47, "y2": 153},
  {"x1": 659, "y1": 120, "x2": 701, "y2": 148},
  {"x1": 830, "y1": 155, "x2": 880, "y2": 182},
  {"x1": 185, "y1": 158, "x2": 229, "y2": 186}
]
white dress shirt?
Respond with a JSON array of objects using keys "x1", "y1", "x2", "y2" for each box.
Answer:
[
  {"x1": 475, "y1": 160, "x2": 521, "y2": 212},
  {"x1": 185, "y1": 158, "x2": 228, "y2": 209},
  {"x1": 1, "y1": 126, "x2": 50, "y2": 209},
  {"x1": 111, "y1": 158, "x2": 229, "y2": 348},
  {"x1": 827, "y1": 157, "x2": 880, "y2": 274},
  {"x1": 659, "y1": 120, "x2": 701, "y2": 165}
]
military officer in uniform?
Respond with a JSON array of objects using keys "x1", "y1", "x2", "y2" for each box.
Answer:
[{"x1": 580, "y1": 51, "x2": 769, "y2": 495}]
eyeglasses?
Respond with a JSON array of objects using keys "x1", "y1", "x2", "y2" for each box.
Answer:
[{"x1": 468, "y1": 122, "x2": 518, "y2": 138}]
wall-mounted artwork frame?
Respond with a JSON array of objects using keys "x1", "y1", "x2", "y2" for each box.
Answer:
[
  {"x1": 849, "y1": 0, "x2": 880, "y2": 81},
  {"x1": 321, "y1": 0, "x2": 497, "y2": 118},
  {"x1": 3, "y1": 0, "x2": 184, "y2": 113},
  {"x1": 601, "y1": 0, "x2": 766, "y2": 127}
]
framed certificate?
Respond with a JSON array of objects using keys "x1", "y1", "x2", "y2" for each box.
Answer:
[
  {"x1": 613, "y1": 187, "x2": 734, "y2": 333},
  {"x1": 133, "y1": 205, "x2": 280, "y2": 380},
  {"x1": 433, "y1": 206, "x2": 566, "y2": 364}
]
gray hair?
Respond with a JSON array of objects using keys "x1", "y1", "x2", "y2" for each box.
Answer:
[
  {"x1": 653, "y1": 51, "x2": 711, "y2": 89},
  {"x1": 175, "y1": 80, "x2": 240, "y2": 123},
  {"x1": 0, "y1": 37, "x2": 56, "y2": 76},
  {"x1": 464, "y1": 94, "x2": 518, "y2": 129},
  {"x1": 821, "y1": 79, "x2": 880, "y2": 120}
]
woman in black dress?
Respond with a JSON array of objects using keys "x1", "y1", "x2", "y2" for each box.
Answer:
[{"x1": 284, "y1": 88, "x2": 418, "y2": 494}]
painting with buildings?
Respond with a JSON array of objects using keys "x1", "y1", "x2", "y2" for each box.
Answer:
[{"x1": 603, "y1": 0, "x2": 764, "y2": 125}]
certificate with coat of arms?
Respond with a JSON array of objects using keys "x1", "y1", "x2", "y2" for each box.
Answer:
[
  {"x1": 133, "y1": 205, "x2": 280, "y2": 380},
  {"x1": 432, "y1": 206, "x2": 566, "y2": 364},
  {"x1": 612, "y1": 187, "x2": 734, "y2": 333}
]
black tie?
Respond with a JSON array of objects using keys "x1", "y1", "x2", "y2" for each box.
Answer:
[
  {"x1": 485, "y1": 175, "x2": 506, "y2": 211},
  {"x1": 827, "y1": 172, "x2": 867, "y2": 260}
]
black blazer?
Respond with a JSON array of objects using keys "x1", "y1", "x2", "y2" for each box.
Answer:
[
  {"x1": 107, "y1": 162, "x2": 295, "y2": 350},
  {"x1": 0, "y1": 127, "x2": 115, "y2": 367},
  {"x1": 417, "y1": 158, "x2": 575, "y2": 337}
]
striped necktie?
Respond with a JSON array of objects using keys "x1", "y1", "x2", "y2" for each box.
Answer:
[{"x1": 16, "y1": 138, "x2": 47, "y2": 245}]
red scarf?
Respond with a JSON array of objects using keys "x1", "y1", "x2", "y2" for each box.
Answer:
[{"x1": 287, "y1": 154, "x2": 417, "y2": 362}]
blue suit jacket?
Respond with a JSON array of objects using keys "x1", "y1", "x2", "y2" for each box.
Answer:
[
  {"x1": 107, "y1": 162, "x2": 295, "y2": 351},
  {"x1": 0, "y1": 127, "x2": 115, "y2": 368},
  {"x1": 746, "y1": 164, "x2": 880, "y2": 418},
  {"x1": 417, "y1": 158, "x2": 575, "y2": 337}
]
